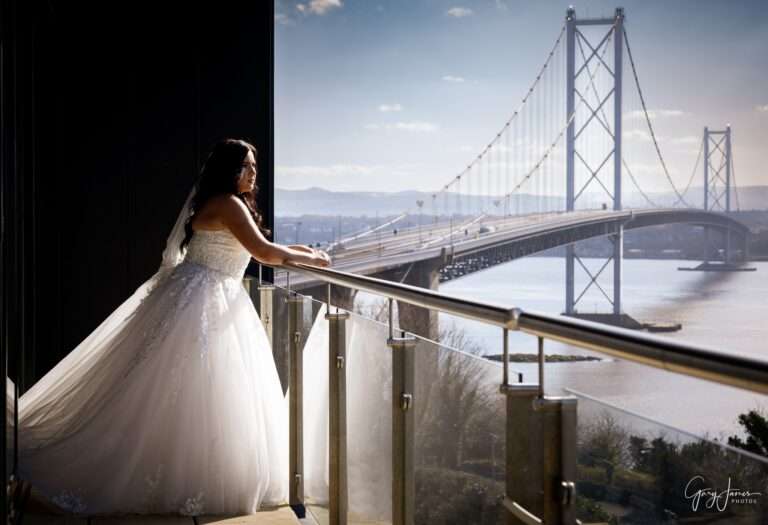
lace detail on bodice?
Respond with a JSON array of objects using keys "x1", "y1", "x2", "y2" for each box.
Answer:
[{"x1": 184, "y1": 229, "x2": 251, "y2": 279}]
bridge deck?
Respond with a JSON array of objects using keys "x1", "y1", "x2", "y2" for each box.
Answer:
[{"x1": 282, "y1": 208, "x2": 748, "y2": 289}]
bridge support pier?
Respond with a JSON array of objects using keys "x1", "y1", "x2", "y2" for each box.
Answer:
[
  {"x1": 299, "y1": 283, "x2": 358, "y2": 312},
  {"x1": 565, "y1": 245, "x2": 575, "y2": 316},
  {"x1": 684, "y1": 226, "x2": 753, "y2": 271},
  {"x1": 397, "y1": 259, "x2": 441, "y2": 341},
  {"x1": 564, "y1": 227, "x2": 623, "y2": 317}
]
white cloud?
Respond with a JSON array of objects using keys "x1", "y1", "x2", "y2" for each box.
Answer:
[
  {"x1": 276, "y1": 162, "x2": 432, "y2": 191},
  {"x1": 624, "y1": 131, "x2": 700, "y2": 146},
  {"x1": 378, "y1": 103, "x2": 403, "y2": 112},
  {"x1": 392, "y1": 121, "x2": 439, "y2": 132},
  {"x1": 656, "y1": 109, "x2": 685, "y2": 118},
  {"x1": 442, "y1": 75, "x2": 465, "y2": 83},
  {"x1": 297, "y1": 0, "x2": 342, "y2": 16},
  {"x1": 364, "y1": 121, "x2": 439, "y2": 133},
  {"x1": 495, "y1": 0, "x2": 509, "y2": 10},
  {"x1": 756, "y1": 104, "x2": 768, "y2": 113},
  {"x1": 277, "y1": 164, "x2": 376, "y2": 179},
  {"x1": 621, "y1": 162, "x2": 680, "y2": 178},
  {"x1": 446, "y1": 7, "x2": 473, "y2": 18},
  {"x1": 623, "y1": 129, "x2": 653, "y2": 142},
  {"x1": 624, "y1": 109, "x2": 686, "y2": 120},
  {"x1": 275, "y1": 13, "x2": 294, "y2": 26}
]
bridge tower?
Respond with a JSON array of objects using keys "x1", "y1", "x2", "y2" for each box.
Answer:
[
  {"x1": 703, "y1": 125, "x2": 732, "y2": 214},
  {"x1": 564, "y1": 7, "x2": 625, "y2": 316},
  {"x1": 703, "y1": 125, "x2": 734, "y2": 261}
]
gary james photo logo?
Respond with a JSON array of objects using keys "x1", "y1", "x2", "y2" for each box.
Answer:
[{"x1": 684, "y1": 475, "x2": 763, "y2": 512}]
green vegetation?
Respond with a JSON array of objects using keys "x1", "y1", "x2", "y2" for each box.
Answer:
[
  {"x1": 576, "y1": 410, "x2": 768, "y2": 524},
  {"x1": 728, "y1": 409, "x2": 768, "y2": 458},
  {"x1": 415, "y1": 467, "x2": 504, "y2": 525}
]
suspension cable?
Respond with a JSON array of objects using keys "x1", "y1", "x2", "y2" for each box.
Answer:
[
  {"x1": 433, "y1": 25, "x2": 566, "y2": 200},
  {"x1": 674, "y1": 134, "x2": 704, "y2": 207},
  {"x1": 623, "y1": 26, "x2": 691, "y2": 207},
  {"x1": 731, "y1": 143, "x2": 741, "y2": 211},
  {"x1": 623, "y1": 159, "x2": 659, "y2": 208},
  {"x1": 501, "y1": 21, "x2": 616, "y2": 202}
]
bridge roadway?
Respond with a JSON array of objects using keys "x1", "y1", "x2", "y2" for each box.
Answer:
[{"x1": 280, "y1": 208, "x2": 749, "y2": 290}]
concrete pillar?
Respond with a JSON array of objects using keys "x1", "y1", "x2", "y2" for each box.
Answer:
[
  {"x1": 613, "y1": 227, "x2": 623, "y2": 315},
  {"x1": 743, "y1": 232, "x2": 750, "y2": 262},
  {"x1": 298, "y1": 283, "x2": 358, "y2": 312},
  {"x1": 397, "y1": 258, "x2": 442, "y2": 341}
]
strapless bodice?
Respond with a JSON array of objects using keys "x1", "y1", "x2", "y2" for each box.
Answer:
[{"x1": 183, "y1": 229, "x2": 251, "y2": 279}]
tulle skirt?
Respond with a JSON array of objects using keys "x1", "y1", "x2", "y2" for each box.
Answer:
[{"x1": 18, "y1": 260, "x2": 289, "y2": 516}]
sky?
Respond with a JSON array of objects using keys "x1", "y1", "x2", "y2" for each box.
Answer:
[{"x1": 274, "y1": 0, "x2": 768, "y2": 196}]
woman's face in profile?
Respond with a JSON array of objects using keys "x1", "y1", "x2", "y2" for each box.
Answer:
[{"x1": 238, "y1": 150, "x2": 258, "y2": 193}]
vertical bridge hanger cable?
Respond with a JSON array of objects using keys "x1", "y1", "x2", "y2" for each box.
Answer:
[{"x1": 433, "y1": 25, "x2": 568, "y2": 206}]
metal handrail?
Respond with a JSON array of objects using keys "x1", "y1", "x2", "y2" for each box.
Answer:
[
  {"x1": 281, "y1": 261, "x2": 768, "y2": 396},
  {"x1": 283, "y1": 263, "x2": 521, "y2": 329}
]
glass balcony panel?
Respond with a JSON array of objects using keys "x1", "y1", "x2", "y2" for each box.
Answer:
[
  {"x1": 345, "y1": 311, "x2": 393, "y2": 525},
  {"x1": 265, "y1": 283, "x2": 291, "y2": 394},
  {"x1": 413, "y1": 335, "x2": 507, "y2": 525},
  {"x1": 302, "y1": 298, "x2": 331, "y2": 524},
  {"x1": 255, "y1": 281, "x2": 328, "y2": 521},
  {"x1": 569, "y1": 389, "x2": 768, "y2": 525}
]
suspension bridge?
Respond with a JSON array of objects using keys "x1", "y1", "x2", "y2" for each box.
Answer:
[{"x1": 283, "y1": 7, "x2": 750, "y2": 338}]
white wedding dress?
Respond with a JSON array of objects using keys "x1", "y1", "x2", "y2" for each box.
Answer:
[{"x1": 18, "y1": 228, "x2": 289, "y2": 517}]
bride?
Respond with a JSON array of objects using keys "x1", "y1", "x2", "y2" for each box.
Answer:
[{"x1": 17, "y1": 138, "x2": 330, "y2": 517}]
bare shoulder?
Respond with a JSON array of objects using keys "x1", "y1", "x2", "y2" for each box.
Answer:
[
  {"x1": 210, "y1": 195, "x2": 255, "y2": 228},
  {"x1": 200, "y1": 195, "x2": 248, "y2": 216},
  {"x1": 192, "y1": 194, "x2": 250, "y2": 231},
  {"x1": 203, "y1": 194, "x2": 249, "y2": 216}
]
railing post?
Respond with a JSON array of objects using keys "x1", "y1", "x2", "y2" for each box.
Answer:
[
  {"x1": 258, "y1": 283, "x2": 275, "y2": 349},
  {"x1": 389, "y1": 334, "x2": 416, "y2": 525},
  {"x1": 326, "y1": 309, "x2": 350, "y2": 525},
  {"x1": 288, "y1": 292, "x2": 308, "y2": 515},
  {"x1": 536, "y1": 396, "x2": 578, "y2": 524},
  {"x1": 501, "y1": 338, "x2": 578, "y2": 525}
]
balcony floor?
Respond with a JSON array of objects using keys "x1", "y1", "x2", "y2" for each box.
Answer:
[
  {"x1": 19, "y1": 486, "x2": 303, "y2": 525},
  {"x1": 22, "y1": 507, "x2": 302, "y2": 524}
]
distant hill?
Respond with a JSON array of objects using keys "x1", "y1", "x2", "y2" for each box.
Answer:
[{"x1": 275, "y1": 185, "x2": 768, "y2": 217}]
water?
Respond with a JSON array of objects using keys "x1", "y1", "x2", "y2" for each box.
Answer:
[{"x1": 437, "y1": 257, "x2": 768, "y2": 439}]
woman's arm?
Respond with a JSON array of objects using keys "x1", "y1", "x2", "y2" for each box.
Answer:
[{"x1": 216, "y1": 196, "x2": 329, "y2": 267}]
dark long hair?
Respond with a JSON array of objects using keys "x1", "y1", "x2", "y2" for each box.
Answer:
[{"x1": 181, "y1": 138, "x2": 269, "y2": 251}]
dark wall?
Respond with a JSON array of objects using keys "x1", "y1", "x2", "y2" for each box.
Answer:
[{"x1": 2, "y1": 1, "x2": 275, "y2": 392}]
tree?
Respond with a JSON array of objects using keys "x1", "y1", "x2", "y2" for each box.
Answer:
[
  {"x1": 728, "y1": 409, "x2": 768, "y2": 458},
  {"x1": 578, "y1": 412, "x2": 631, "y2": 483}
]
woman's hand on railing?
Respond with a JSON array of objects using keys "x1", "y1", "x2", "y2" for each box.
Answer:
[
  {"x1": 288, "y1": 244, "x2": 314, "y2": 254},
  {"x1": 312, "y1": 249, "x2": 332, "y2": 267},
  {"x1": 285, "y1": 245, "x2": 331, "y2": 267}
]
